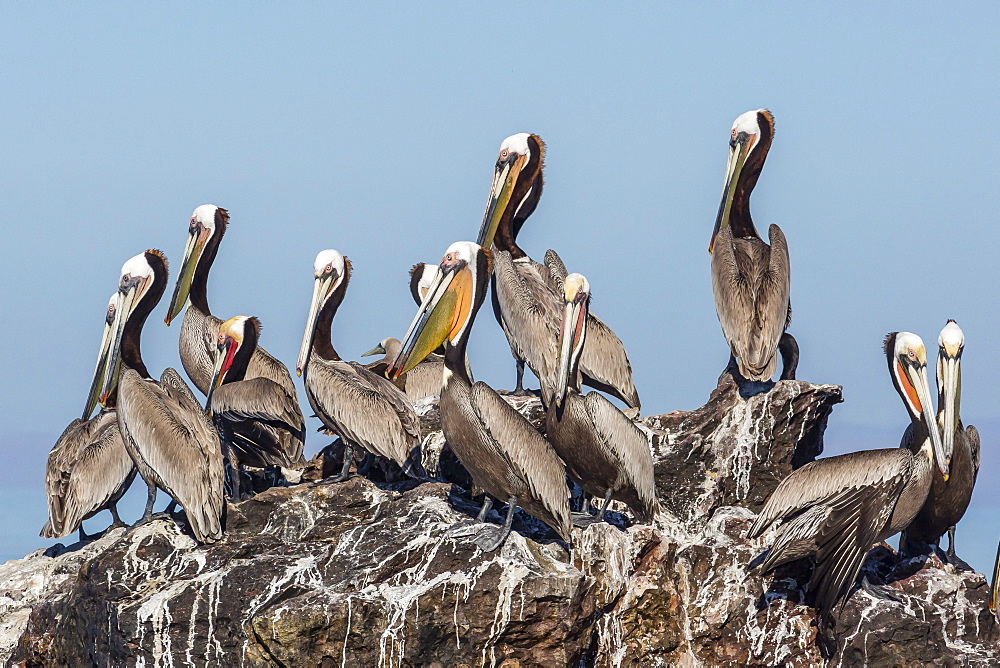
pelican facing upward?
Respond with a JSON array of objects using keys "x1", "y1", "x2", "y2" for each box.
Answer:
[
  {"x1": 477, "y1": 133, "x2": 639, "y2": 408},
  {"x1": 208, "y1": 316, "x2": 307, "y2": 499},
  {"x1": 748, "y1": 332, "x2": 947, "y2": 637},
  {"x1": 900, "y1": 320, "x2": 979, "y2": 562},
  {"x1": 297, "y1": 250, "x2": 421, "y2": 481},
  {"x1": 547, "y1": 274, "x2": 658, "y2": 523},
  {"x1": 99, "y1": 250, "x2": 225, "y2": 543},
  {"x1": 41, "y1": 293, "x2": 137, "y2": 542},
  {"x1": 710, "y1": 109, "x2": 795, "y2": 381},
  {"x1": 389, "y1": 241, "x2": 572, "y2": 551}
]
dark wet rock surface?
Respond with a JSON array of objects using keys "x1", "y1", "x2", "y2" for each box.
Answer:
[{"x1": 3, "y1": 375, "x2": 997, "y2": 666}]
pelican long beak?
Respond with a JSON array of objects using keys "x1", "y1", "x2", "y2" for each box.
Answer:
[
  {"x1": 362, "y1": 343, "x2": 386, "y2": 358},
  {"x1": 477, "y1": 153, "x2": 528, "y2": 249},
  {"x1": 207, "y1": 339, "x2": 235, "y2": 410},
  {"x1": 296, "y1": 273, "x2": 339, "y2": 376},
  {"x1": 937, "y1": 352, "x2": 960, "y2": 468},
  {"x1": 390, "y1": 263, "x2": 468, "y2": 378},
  {"x1": 82, "y1": 297, "x2": 118, "y2": 419},
  {"x1": 164, "y1": 227, "x2": 207, "y2": 325},
  {"x1": 553, "y1": 296, "x2": 587, "y2": 412},
  {"x1": 908, "y1": 361, "x2": 949, "y2": 479},
  {"x1": 100, "y1": 275, "x2": 150, "y2": 407},
  {"x1": 710, "y1": 134, "x2": 753, "y2": 254}
]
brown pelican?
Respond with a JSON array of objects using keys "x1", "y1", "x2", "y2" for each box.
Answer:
[
  {"x1": 900, "y1": 320, "x2": 979, "y2": 562},
  {"x1": 748, "y1": 332, "x2": 947, "y2": 634},
  {"x1": 389, "y1": 241, "x2": 572, "y2": 551},
  {"x1": 362, "y1": 337, "x2": 444, "y2": 403},
  {"x1": 41, "y1": 293, "x2": 137, "y2": 542},
  {"x1": 98, "y1": 250, "x2": 225, "y2": 543},
  {"x1": 476, "y1": 133, "x2": 640, "y2": 408},
  {"x1": 710, "y1": 109, "x2": 796, "y2": 382},
  {"x1": 297, "y1": 250, "x2": 421, "y2": 481},
  {"x1": 546, "y1": 274, "x2": 658, "y2": 523},
  {"x1": 208, "y1": 316, "x2": 307, "y2": 499},
  {"x1": 163, "y1": 204, "x2": 305, "y2": 475}
]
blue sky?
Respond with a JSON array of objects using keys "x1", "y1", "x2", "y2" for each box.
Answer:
[{"x1": 2, "y1": 5, "x2": 998, "y2": 571}]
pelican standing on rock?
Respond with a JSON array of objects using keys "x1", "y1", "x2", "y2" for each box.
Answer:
[
  {"x1": 748, "y1": 332, "x2": 947, "y2": 638},
  {"x1": 546, "y1": 274, "x2": 658, "y2": 523},
  {"x1": 297, "y1": 250, "x2": 421, "y2": 482},
  {"x1": 477, "y1": 133, "x2": 640, "y2": 408},
  {"x1": 208, "y1": 316, "x2": 307, "y2": 499},
  {"x1": 99, "y1": 250, "x2": 225, "y2": 543},
  {"x1": 710, "y1": 109, "x2": 796, "y2": 382},
  {"x1": 900, "y1": 320, "x2": 979, "y2": 563},
  {"x1": 41, "y1": 293, "x2": 137, "y2": 542},
  {"x1": 389, "y1": 241, "x2": 572, "y2": 551}
]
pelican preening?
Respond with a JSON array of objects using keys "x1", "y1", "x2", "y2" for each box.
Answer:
[
  {"x1": 41, "y1": 293, "x2": 137, "y2": 542},
  {"x1": 710, "y1": 109, "x2": 796, "y2": 382},
  {"x1": 209, "y1": 316, "x2": 307, "y2": 499},
  {"x1": 98, "y1": 250, "x2": 226, "y2": 544},
  {"x1": 477, "y1": 133, "x2": 640, "y2": 409},
  {"x1": 900, "y1": 320, "x2": 979, "y2": 562},
  {"x1": 390, "y1": 241, "x2": 572, "y2": 551},
  {"x1": 547, "y1": 274, "x2": 658, "y2": 523},
  {"x1": 749, "y1": 332, "x2": 947, "y2": 632},
  {"x1": 297, "y1": 250, "x2": 421, "y2": 482}
]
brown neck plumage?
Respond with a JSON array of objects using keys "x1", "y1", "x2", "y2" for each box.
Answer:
[
  {"x1": 312, "y1": 261, "x2": 352, "y2": 362},
  {"x1": 729, "y1": 112, "x2": 773, "y2": 240},
  {"x1": 121, "y1": 251, "x2": 168, "y2": 379},
  {"x1": 494, "y1": 135, "x2": 545, "y2": 259},
  {"x1": 190, "y1": 208, "x2": 229, "y2": 314}
]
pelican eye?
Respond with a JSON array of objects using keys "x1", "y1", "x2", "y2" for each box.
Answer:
[
  {"x1": 500, "y1": 149, "x2": 508, "y2": 159},
  {"x1": 907, "y1": 349, "x2": 917, "y2": 362}
]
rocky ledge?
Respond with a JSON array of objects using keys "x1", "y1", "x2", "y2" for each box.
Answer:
[{"x1": 3, "y1": 374, "x2": 998, "y2": 666}]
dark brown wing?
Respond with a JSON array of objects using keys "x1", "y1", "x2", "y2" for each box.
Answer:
[
  {"x1": 966, "y1": 424, "x2": 981, "y2": 477},
  {"x1": 304, "y1": 356, "x2": 419, "y2": 469},
  {"x1": 582, "y1": 392, "x2": 657, "y2": 521},
  {"x1": 210, "y1": 377, "x2": 306, "y2": 467},
  {"x1": 118, "y1": 369, "x2": 225, "y2": 543},
  {"x1": 750, "y1": 449, "x2": 911, "y2": 619},
  {"x1": 492, "y1": 250, "x2": 560, "y2": 403},
  {"x1": 211, "y1": 378, "x2": 305, "y2": 434},
  {"x1": 41, "y1": 410, "x2": 135, "y2": 538},
  {"x1": 750, "y1": 448, "x2": 911, "y2": 538},
  {"x1": 711, "y1": 224, "x2": 790, "y2": 381},
  {"x1": 469, "y1": 382, "x2": 572, "y2": 541}
]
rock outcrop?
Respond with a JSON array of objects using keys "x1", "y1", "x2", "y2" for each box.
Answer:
[{"x1": 4, "y1": 374, "x2": 998, "y2": 666}]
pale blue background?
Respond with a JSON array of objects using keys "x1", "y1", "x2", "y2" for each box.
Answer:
[{"x1": 2, "y1": 5, "x2": 998, "y2": 574}]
